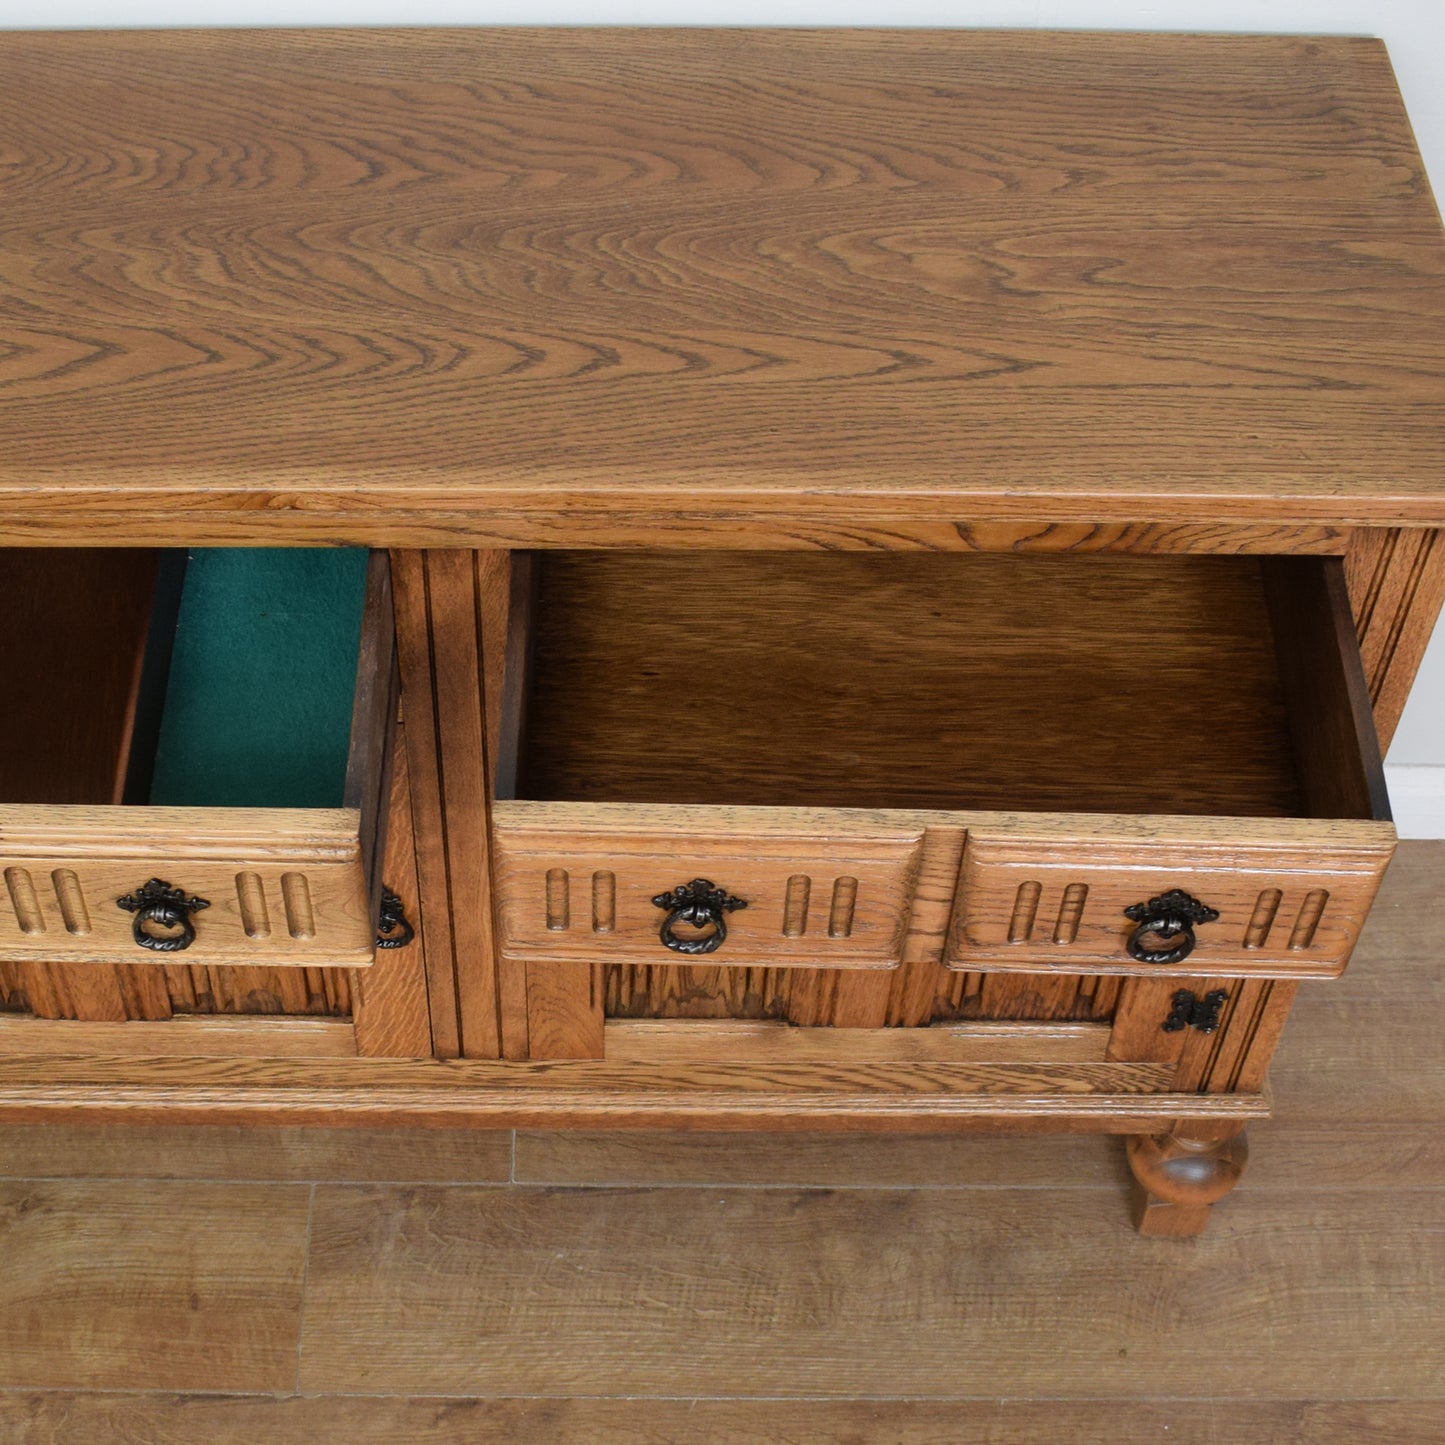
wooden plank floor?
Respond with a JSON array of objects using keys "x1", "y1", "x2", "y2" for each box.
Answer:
[{"x1": 0, "y1": 842, "x2": 1440, "y2": 1443}]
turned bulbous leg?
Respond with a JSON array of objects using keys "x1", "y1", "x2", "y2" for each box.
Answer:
[{"x1": 1126, "y1": 1125, "x2": 1249, "y2": 1236}]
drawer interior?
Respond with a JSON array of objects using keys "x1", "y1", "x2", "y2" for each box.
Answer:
[
  {"x1": 0, "y1": 547, "x2": 376, "y2": 810},
  {"x1": 507, "y1": 551, "x2": 1388, "y2": 824}
]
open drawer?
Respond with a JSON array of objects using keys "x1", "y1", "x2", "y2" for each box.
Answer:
[
  {"x1": 0, "y1": 548, "x2": 395, "y2": 968},
  {"x1": 492, "y1": 550, "x2": 1394, "y2": 982}
]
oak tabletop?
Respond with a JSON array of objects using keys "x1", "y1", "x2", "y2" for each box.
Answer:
[{"x1": 1, "y1": 27, "x2": 1444, "y2": 543}]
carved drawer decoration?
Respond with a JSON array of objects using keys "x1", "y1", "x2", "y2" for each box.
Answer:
[
  {"x1": 492, "y1": 808, "x2": 926, "y2": 970},
  {"x1": 944, "y1": 820, "x2": 1395, "y2": 980},
  {"x1": 0, "y1": 815, "x2": 377, "y2": 967}
]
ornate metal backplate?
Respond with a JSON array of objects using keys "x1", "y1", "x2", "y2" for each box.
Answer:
[
  {"x1": 650, "y1": 878, "x2": 748, "y2": 955},
  {"x1": 1123, "y1": 889, "x2": 1221, "y2": 965},
  {"x1": 116, "y1": 878, "x2": 211, "y2": 952}
]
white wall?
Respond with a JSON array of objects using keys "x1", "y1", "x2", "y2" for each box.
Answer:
[{"x1": 1, "y1": 0, "x2": 1441, "y2": 827}]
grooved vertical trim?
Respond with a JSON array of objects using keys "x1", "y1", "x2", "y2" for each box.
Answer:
[
  {"x1": 235, "y1": 873, "x2": 271, "y2": 940},
  {"x1": 828, "y1": 876, "x2": 858, "y2": 938},
  {"x1": 439, "y1": 549, "x2": 505, "y2": 1059},
  {"x1": 1346, "y1": 527, "x2": 1445, "y2": 751},
  {"x1": 1228, "y1": 980, "x2": 1300, "y2": 1093},
  {"x1": 1008, "y1": 881, "x2": 1042, "y2": 943},
  {"x1": 5, "y1": 868, "x2": 43, "y2": 935},
  {"x1": 351, "y1": 720, "x2": 434, "y2": 1059},
  {"x1": 1243, "y1": 888, "x2": 1282, "y2": 949},
  {"x1": 1165, "y1": 978, "x2": 1298, "y2": 1095},
  {"x1": 475, "y1": 550, "x2": 531, "y2": 1059},
  {"x1": 50, "y1": 870, "x2": 90, "y2": 935},
  {"x1": 1052, "y1": 883, "x2": 1089, "y2": 945},
  {"x1": 390, "y1": 549, "x2": 511, "y2": 1058},
  {"x1": 1169, "y1": 978, "x2": 1242, "y2": 1093},
  {"x1": 591, "y1": 871, "x2": 616, "y2": 934},
  {"x1": 782, "y1": 875, "x2": 811, "y2": 938},
  {"x1": 1288, "y1": 890, "x2": 1329, "y2": 950},
  {"x1": 280, "y1": 874, "x2": 316, "y2": 939},
  {"x1": 545, "y1": 869, "x2": 571, "y2": 932}
]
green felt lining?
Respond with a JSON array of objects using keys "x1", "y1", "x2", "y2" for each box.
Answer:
[{"x1": 147, "y1": 548, "x2": 370, "y2": 809}]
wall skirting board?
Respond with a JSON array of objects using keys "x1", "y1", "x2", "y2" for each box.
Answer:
[{"x1": 1385, "y1": 765, "x2": 1445, "y2": 839}]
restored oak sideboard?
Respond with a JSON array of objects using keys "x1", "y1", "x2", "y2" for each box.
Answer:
[{"x1": 1, "y1": 28, "x2": 1442, "y2": 1234}]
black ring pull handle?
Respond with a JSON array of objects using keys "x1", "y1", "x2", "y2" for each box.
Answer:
[
  {"x1": 117, "y1": 878, "x2": 211, "y2": 953},
  {"x1": 651, "y1": 878, "x2": 748, "y2": 956},
  {"x1": 1123, "y1": 889, "x2": 1220, "y2": 965},
  {"x1": 375, "y1": 886, "x2": 416, "y2": 950}
]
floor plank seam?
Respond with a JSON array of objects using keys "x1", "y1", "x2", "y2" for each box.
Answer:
[
  {"x1": 1, "y1": 1174, "x2": 1439, "y2": 1191},
  {"x1": 293, "y1": 1183, "x2": 316, "y2": 1397},
  {"x1": 3, "y1": 1388, "x2": 1443, "y2": 1403},
  {"x1": 0, "y1": 1175, "x2": 519, "y2": 1187}
]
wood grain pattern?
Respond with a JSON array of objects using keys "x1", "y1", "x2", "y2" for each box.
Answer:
[
  {"x1": 1263, "y1": 556, "x2": 1390, "y2": 821},
  {"x1": 0, "y1": 549, "x2": 157, "y2": 805},
  {"x1": 1173, "y1": 979, "x2": 1301, "y2": 1095},
  {"x1": 946, "y1": 819, "x2": 1394, "y2": 979},
  {"x1": 603, "y1": 1018, "x2": 1110, "y2": 1065},
  {"x1": 499, "y1": 802, "x2": 1394, "y2": 992},
  {"x1": 0, "y1": 1180, "x2": 309, "y2": 1391},
  {"x1": 487, "y1": 551, "x2": 537, "y2": 802},
  {"x1": 1128, "y1": 1121, "x2": 1250, "y2": 1235},
  {"x1": 778, "y1": 826, "x2": 972, "y2": 1030},
  {"x1": 297, "y1": 1184, "x2": 1444, "y2": 1397},
  {"x1": 1345, "y1": 527, "x2": 1445, "y2": 749},
  {"x1": 934, "y1": 969, "x2": 1123, "y2": 1026},
  {"x1": 514, "y1": 1127, "x2": 1128, "y2": 1190},
  {"x1": 784, "y1": 965, "x2": 892, "y2": 1029},
  {"x1": 391, "y1": 550, "x2": 499, "y2": 1058},
  {"x1": 525, "y1": 960, "x2": 604, "y2": 1062},
  {"x1": 604, "y1": 961, "x2": 790, "y2": 1023},
  {"x1": 0, "y1": 549, "x2": 389, "y2": 993},
  {"x1": 343, "y1": 550, "x2": 398, "y2": 939},
  {"x1": 8, "y1": 514, "x2": 1356, "y2": 554},
  {"x1": 0, "y1": 852, "x2": 372, "y2": 968},
  {"x1": 350, "y1": 723, "x2": 433, "y2": 1059},
  {"x1": 1, "y1": 32, "x2": 1444, "y2": 537},
  {"x1": 0, "y1": 1013, "x2": 356, "y2": 1058},
  {"x1": 0, "y1": 549, "x2": 175, "y2": 1021},
  {"x1": 478, "y1": 550, "x2": 534, "y2": 1058},
  {"x1": 1, "y1": 849, "x2": 1436, "y2": 1413},
  {"x1": 1106, "y1": 978, "x2": 1194, "y2": 1068},
  {"x1": 160, "y1": 957, "x2": 352, "y2": 1020},
  {"x1": 0, "y1": 1123, "x2": 511, "y2": 1182},
  {"x1": 521, "y1": 551, "x2": 1304, "y2": 815},
  {"x1": 0, "y1": 1050, "x2": 1264, "y2": 1133},
  {"x1": 2, "y1": 1395, "x2": 1437, "y2": 1445},
  {"x1": 950, "y1": 522, "x2": 1349, "y2": 555},
  {"x1": 495, "y1": 811, "x2": 924, "y2": 970}
]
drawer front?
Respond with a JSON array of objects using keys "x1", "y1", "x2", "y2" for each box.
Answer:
[
  {"x1": 493, "y1": 806, "x2": 926, "y2": 970},
  {"x1": 944, "y1": 818, "x2": 1396, "y2": 980},
  {"x1": 0, "y1": 550, "x2": 397, "y2": 973},
  {"x1": 0, "y1": 808, "x2": 377, "y2": 967}
]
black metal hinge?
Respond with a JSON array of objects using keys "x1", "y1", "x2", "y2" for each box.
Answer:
[{"x1": 1162, "y1": 988, "x2": 1228, "y2": 1034}]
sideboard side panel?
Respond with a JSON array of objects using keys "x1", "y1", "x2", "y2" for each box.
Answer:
[{"x1": 1346, "y1": 527, "x2": 1445, "y2": 751}]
